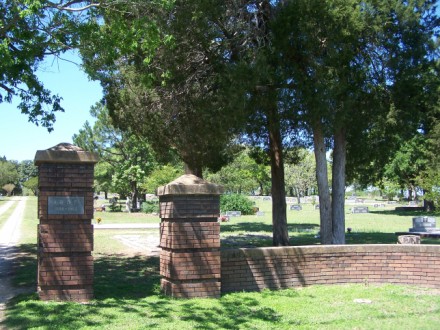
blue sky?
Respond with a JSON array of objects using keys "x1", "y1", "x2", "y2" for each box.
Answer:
[{"x1": 0, "y1": 51, "x2": 103, "y2": 162}]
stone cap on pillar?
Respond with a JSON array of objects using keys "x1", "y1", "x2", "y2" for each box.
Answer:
[
  {"x1": 34, "y1": 143, "x2": 99, "y2": 165},
  {"x1": 157, "y1": 174, "x2": 224, "y2": 196}
]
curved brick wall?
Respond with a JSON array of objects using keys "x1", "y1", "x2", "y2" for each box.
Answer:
[{"x1": 221, "y1": 245, "x2": 440, "y2": 293}]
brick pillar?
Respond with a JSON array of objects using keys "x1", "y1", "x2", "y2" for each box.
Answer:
[
  {"x1": 157, "y1": 174, "x2": 223, "y2": 298},
  {"x1": 34, "y1": 143, "x2": 98, "y2": 302}
]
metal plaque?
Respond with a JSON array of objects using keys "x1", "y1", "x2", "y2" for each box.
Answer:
[{"x1": 48, "y1": 196, "x2": 85, "y2": 215}]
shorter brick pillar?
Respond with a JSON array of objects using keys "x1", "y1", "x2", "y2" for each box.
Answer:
[
  {"x1": 34, "y1": 143, "x2": 98, "y2": 302},
  {"x1": 158, "y1": 175, "x2": 223, "y2": 298}
]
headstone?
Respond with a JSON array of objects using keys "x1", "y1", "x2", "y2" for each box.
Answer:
[
  {"x1": 355, "y1": 198, "x2": 364, "y2": 203},
  {"x1": 226, "y1": 210, "x2": 242, "y2": 217},
  {"x1": 352, "y1": 206, "x2": 369, "y2": 213},
  {"x1": 409, "y1": 216, "x2": 438, "y2": 232},
  {"x1": 290, "y1": 205, "x2": 302, "y2": 211},
  {"x1": 263, "y1": 196, "x2": 272, "y2": 201},
  {"x1": 314, "y1": 204, "x2": 320, "y2": 210},
  {"x1": 408, "y1": 201, "x2": 418, "y2": 207},
  {"x1": 397, "y1": 235, "x2": 421, "y2": 244},
  {"x1": 256, "y1": 211, "x2": 265, "y2": 216}
]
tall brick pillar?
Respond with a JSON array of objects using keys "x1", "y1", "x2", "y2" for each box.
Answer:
[
  {"x1": 34, "y1": 143, "x2": 98, "y2": 302},
  {"x1": 158, "y1": 174, "x2": 223, "y2": 298}
]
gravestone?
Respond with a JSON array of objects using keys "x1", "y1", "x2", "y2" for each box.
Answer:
[
  {"x1": 352, "y1": 206, "x2": 369, "y2": 213},
  {"x1": 256, "y1": 211, "x2": 265, "y2": 216},
  {"x1": 34, "y1": 143, "x2": 98, "y2": 302},
  {"x1": 290, "y1": 205, "x2": 302, "y2": 211},
  {"x1": 226, "y1": 211, "x2": 242, "y2": 217},
  {"x1": 409, "y1": 217, "x2": 438, "y2": 232}
]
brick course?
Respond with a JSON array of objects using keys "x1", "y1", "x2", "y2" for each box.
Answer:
[
  {"x1": 35, "y1": 145, "x2": 97, "y2": 302},
  {"x1": 158, "y1": 174, "x2": 223, "y2": 298},
  {"x1": 221, "y1": 245, "x2": 440, "y2": 293}
]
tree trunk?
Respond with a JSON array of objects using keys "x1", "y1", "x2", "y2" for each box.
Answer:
[
  {"x1": 184, "y1": 163, "x2": 203, "y2": 179},
  {"x1": 332, "y1": 127, "x2": 346, "y2": 244},
  {"x1": 313, "y1": 123, "x2": 332, "y2": 245},
  {"x1": 131, "y1": 181, "x2": 138, "y2": 210},
  {"x1": 268, "y1": 104, "x2": 289, "y2": 246}
]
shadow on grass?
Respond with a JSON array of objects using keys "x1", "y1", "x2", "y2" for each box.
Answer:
[{"x1": 3, "y1": 254, "x2": 281, "y2": 329}]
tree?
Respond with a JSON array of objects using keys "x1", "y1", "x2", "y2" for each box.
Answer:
[
  {"x1": 2, "y1": 183, "x2": 15, "y2": 196},
  {"x1": 384, "y1": 134, "x2": 430, "y2": 201},
  {"x1": 284, "y1": 149, "x2": 316, "y2": 203},
  {"x1": 0, "y1": 159, "x2": 19, "y2": 187},
  {"x1": 73, "y1": 102, "x2": 158, "y2": 209},
  {"x1": 141, "y1": 164, "x2": 184, "y2": 195},
  {"x1": 0, "y1": 0, "x2": 102, "y2": 130},
  {"x1": 79, "y1": 0, "x2": 291, "y2": 245},
  {"x1": 22, "y1": 176, "x2": 38, "y2": 195},
  {"x1": 206, "y1": 148, "x2": 271, "y2": 195},
  {"x1": 80, "y1": 1, "x2": 241, "y2": 177},
  {"x1": 17, "y1": 160, "x2": 37, "y2": 185},
  {"x1": 273, "y1": 0, "x2": 439, "y2": 244}
]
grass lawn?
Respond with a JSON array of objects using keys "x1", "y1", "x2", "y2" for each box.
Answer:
[{"x1": 3, "y1": 196, "x2": 440, "y2": 329}]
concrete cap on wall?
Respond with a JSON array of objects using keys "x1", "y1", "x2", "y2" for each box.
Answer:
[
  {"x1": 34, "y1": 143, "x2": 99, "y2": 165},
  {"x1": 157, "y1": 174, "x2": 224, "y2": 196}
]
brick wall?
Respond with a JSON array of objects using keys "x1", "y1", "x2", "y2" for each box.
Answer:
[{"x1": 221, "y1": 245, "x2": 440, "y2": 293}]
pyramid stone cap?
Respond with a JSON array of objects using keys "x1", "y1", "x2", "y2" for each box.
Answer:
[
  {"x1": 157, "y1": 174, "x2": 224, "y2": 196},
  {"x1": 34, "y1": 143, "x2": 99, "y2": 165}
]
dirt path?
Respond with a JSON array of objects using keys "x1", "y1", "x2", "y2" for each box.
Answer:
[
  {"x1": 0, "y1": 200, "x2": 14, "y2": 217},
  {"x1": 0, "y1": 197, "x2": 29, "y2": 325}
]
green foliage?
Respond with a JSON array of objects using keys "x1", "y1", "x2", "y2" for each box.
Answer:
[
  {"x1": 141, "y1": 164, "x2": 183, "y2": 194},
  {"x1": 0, "y1": 159, "x2": 19, "y2": 186},
  {"x1": 22, "y1": 177, "x2": 38, "y2": 196},
  {"x1": 284, "y1": 148, "x2": 316, "y2": 197},
  {"x1": 0, "y1": 1, "x2": 88, "y2": 130},
  {"x1": 73, "y1": 103, "x2": 158, "y2": 201},
  {"x1": 206, "y1": 148, "x2": 271, "y2": 195},
  {"x1": 141, "y1": 200, "x2": 159, "y2": 214},
  {"x1": 108, "y1": 198, "x2": 122, "y2": 212},
  {"x1": 220, "y1": 194, "x2": 254, "y2": 215}
]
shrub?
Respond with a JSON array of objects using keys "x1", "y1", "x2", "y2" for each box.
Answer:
[
  {"x1": 142, "y1": 200, "x2": 159, "y2": 214},
  {"x1": 220, "y1": 194, "x2": 254, "y2": 215}
]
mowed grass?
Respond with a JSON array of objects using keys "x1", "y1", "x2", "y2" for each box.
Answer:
[
  {"x1": 220, "y1": 198, "x2": 439, "y2": 246},
  {"x1": 3, "y1": 196, "x2": 440, "y2": 329}
]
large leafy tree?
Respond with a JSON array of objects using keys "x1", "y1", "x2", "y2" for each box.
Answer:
[
  {"x1": 0, "y1": 0, "x2": 101, "y2": 130},
  {"x1": 80, "y1": 1, "x2": 243, "y2": 177},
  {"x1": 73, "y1": 102, "x2": 158, "y2": 209},
  {"x1": 206, "y1": 148, "x2": 271, "y2": 195},
  {"x1": 284, "y1": 148, "x2": 316, "y2": 203},
  {"x1": 80, "y1": 0, "x2": 293, "y2": 245},
  {"x1": 0, "y1": 159, "x2": 18, "y2": 186},
  {"x1": 273, "y1": 0, "x2": 439, "y2": 244}
]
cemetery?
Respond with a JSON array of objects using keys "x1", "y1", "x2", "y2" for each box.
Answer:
[
  {"x1": 0, "y1": 143, "x2": 439, "y2": 329},
  {"x1": 1, "y1": 1, "x2": 440, "y2": 328}
]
